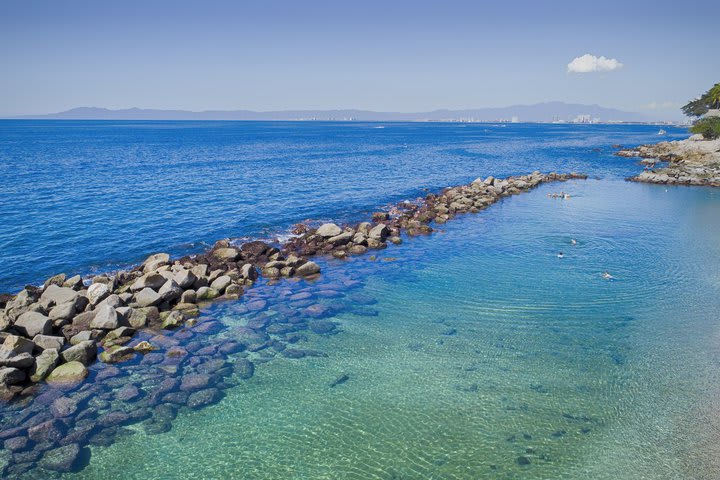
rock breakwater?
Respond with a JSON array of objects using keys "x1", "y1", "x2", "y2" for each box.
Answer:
[{"x1": 0, "y1": 171, "x2": 586, "y2": 405}]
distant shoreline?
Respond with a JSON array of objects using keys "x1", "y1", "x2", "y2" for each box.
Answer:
[
  {"x1": 1, "y1": 101, "x2": 669, "y2": 123},
  {"x1": 0, "y1": 118, "x2": 685, "y2": 126}
]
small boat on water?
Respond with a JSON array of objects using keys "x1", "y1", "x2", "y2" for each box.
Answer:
[{"x1": 658, "y1": 129, "x2": 667, "y2": 135}]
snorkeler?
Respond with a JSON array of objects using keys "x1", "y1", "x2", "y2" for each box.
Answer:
[{"x1": 602, "y1": 271, "x2": 613, "y2": 280}]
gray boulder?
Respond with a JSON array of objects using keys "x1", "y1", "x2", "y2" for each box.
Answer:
[
  {"x1": 210, "y1": 275, "x2": 232, "y2": 293},
  {"x1": 40, "y1": 285, "x2": 79, "y2": 309},
  {"x1": 48, "y1": 301, "x2": 76, "y2": 321},
  {"x1": 142, "y1": 253, "x2": 170, "y2": 273},
  {"x1": 30, "y1": 348, "x2": 59, "y2": 382},
  {"x1": 0, "y1": 367, "x2": 25, "y2": 385},
  {"x1": 0, "y1": 351, "x2": 34, "y2": 369},
  {"x1": 295, "y1": 261, "x2": 321, "y2": 276},
  {"x1": 90, "y1": 305, "x2": 121, "y2": 330},
  {"x1": 69, "y1": 330, "x2": 93, "y2": 345},
  {"x1": 63, "y1": 275, "x2": 84, "y2": 290},
  {"x1": 4, "y1": 288, "x2": 37, "y2": 320},
  {"x1": 2, "y1": 334, "x2": 35, "y2": 354},
  {"x1": 115, "y1": 306, "x2": 133, "y2": 322},
  {"x1": 161, "y1": 311, "x2": 185, "y2": 329},
  {"x1": 173, "y1": 269, "x2": 197, "y2": 289},
  {"x1": 61, "y1": 340, "x2": 97, "y2": 365},
  {"x1": 191, "y1": 264, "x2": 209, "y2": 278},
  {"x1": 369, "y1": 223, "x2": 389, "y2": 240},
  {"x1": 44, "y1": 273, "x2": 67, "y2": 289},
  {"x1": 32, "y1": 334, "x2": 65, "y2": 351},
  {"x1": 14, "y1": 311, "x2": 52, "y2": 337},
  {"x1": 126, "y1": 308, "x2": 149, "y2": 329},
  {"x1": 327, "y1": 231, "x2": 353, "y2": 246},
  {"x1": 95, "y1": 294, "x2": 123, "y2": 310},
  {"x1": 316, "y1": 223, "x2": 342, "y2": 238},
  {"x1": 240, "y1": 263, "x2": 258, "y2": 281},
  {"x1": 180, "y1": 290, "x2": 196, "y2": 304},
  {"x1": 196, "y1": 287, "x2": 219, "y2": 301},
  {"x1": 135, "y1": 288, "x2": 161, "y2": 307},
  {"x1": 86, "y1": 283, "x2": 110, "y2": 306},
  {"x1": 213, "y1": 247, "x2": 240, "y2": 261},
  {"x1": 131, "y1": 272, "x2": 166, "y2": 292},
  {"x1": 70, "y1": 310, "x2": 96, "y2": 330},
  {"x1": 158, "y1": 280, "x2": 183, "y2": 303}
]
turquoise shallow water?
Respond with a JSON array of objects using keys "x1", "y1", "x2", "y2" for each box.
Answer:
[{"x1": 57, "y1": 179, "x2": 720, "y2": 479}]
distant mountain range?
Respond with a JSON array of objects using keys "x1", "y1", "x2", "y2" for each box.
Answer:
[{"x1": 11, "y1": 102, "x2": 651, "y2": 122}]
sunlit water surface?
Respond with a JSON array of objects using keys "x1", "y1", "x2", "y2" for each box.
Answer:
[{"x1": 61, "y1": 179, "x2": 720, "y2": 480}]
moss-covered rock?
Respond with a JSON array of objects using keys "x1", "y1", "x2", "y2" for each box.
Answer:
[{"x1": 46, "y1": 361, "x2": 88, "y2": 384}]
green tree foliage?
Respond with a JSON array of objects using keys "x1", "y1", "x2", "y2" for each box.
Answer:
[
  {"x1": 682, "y1": 83, "x2": 720, "y2": 117},
  {"x1": 689, "y1": 117, "x2": 720, "y2": 140}
]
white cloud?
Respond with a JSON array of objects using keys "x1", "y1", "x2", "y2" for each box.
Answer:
[{"x1": 567, "y1": 54, "x2": 623, "y2": 73}]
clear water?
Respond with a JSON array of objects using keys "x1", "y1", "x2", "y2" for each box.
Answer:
[
  {"x1": 2, "y1": 122, "x2": 719, "y2": 479},
  {"x1": 0, "y1": 120, "x2": 686, "y2": 293}
]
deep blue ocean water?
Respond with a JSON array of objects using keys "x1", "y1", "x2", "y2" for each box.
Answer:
[
  {"x1": 2, "y1": 121, "x2": 719, "y2": 479},
  {"x1": 0, "y1": 120, "x2": 686, "y2": 293}
]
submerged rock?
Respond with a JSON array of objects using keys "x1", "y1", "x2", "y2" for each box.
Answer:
[
  {"x1": 309, "y1": 320, "x2": 337, "y2": 334},
  {"x1": 28, "y1": 419, "x2": 64, "y2": 443},
  {"x1": 51, "y1": 396, "x2": 78, "y2": 417},
  {"x1": 233, "y1": 358, "x2": 255, "y2": 379},
  {"x1": 186, "y1": 388, "x2": 222, "y2": 409},
  {"x1": 39, "y1": 443, "x2": 80, "y2": 472},
  {"x1": 329, "y1": 373, "x2": 350, "y2": 388}
]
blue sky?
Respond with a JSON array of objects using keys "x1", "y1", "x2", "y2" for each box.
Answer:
[{"x1": 1, "y1": 0, "x2": 718, "y2": 118}]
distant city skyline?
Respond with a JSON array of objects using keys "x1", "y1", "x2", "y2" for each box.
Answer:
[
  {"x1": 10, "y1": 101, "x2": 655, "y2": 123},
  {"x1": 1, "y1": 0, "x2": 718, "y2": 120}
]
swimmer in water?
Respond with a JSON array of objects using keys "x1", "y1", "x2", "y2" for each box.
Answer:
[
  {"x1": 557, "y1": 252, "x2": 564, "y2": 258},
  {"x1": 602, "y1": 271, "x2": 613, "y2": 280},
  {"x1": 571, "y1": 239, "x2": 577, "y2": 245}
]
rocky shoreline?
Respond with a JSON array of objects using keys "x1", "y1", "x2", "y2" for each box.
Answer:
[
  {"x1": 0, "y1": 171, "x2": 585, "y2": 403},
  {"x1": 619, "y1": 136, "x2": 720, "y2": 187}
]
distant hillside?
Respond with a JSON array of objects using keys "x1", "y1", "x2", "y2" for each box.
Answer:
[{"x1": 12, "y1": 102, "x2": 648, "y2": 122}]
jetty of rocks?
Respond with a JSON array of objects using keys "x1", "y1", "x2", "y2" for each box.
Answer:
[
  {"x1": 0, "y1": 171, "x2": 586, "y2": 402},
  {"x1": 618, "y1": 136, "x2": 720, "y2": 187}
]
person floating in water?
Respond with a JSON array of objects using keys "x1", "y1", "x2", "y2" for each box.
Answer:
[
  {"x1": 571, "y1": 239, "x2": 577, "y2": 245},
  {"x1": 602, "y1": 271, "x2": 613, "y2": 280},
  {"x1": 557, "y1": 252, "x2": 564, "y2": 258}
]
